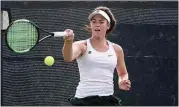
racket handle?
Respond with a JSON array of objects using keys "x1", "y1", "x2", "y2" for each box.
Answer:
[{"x1": 53, "y1": 32, "x2": 67, "y2": 37}]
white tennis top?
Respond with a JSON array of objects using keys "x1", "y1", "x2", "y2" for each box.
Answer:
[{"x1": 75, "y1": 39, "x2": 117, "y2": 98}]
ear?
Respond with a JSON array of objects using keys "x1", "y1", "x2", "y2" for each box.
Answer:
[{"x1": 107, "y1": 23, "x2": 110, "y2": 29}]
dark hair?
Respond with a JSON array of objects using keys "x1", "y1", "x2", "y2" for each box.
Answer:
[{"x1": 85, "y1": 6, "x2": 116, "y2": 35}]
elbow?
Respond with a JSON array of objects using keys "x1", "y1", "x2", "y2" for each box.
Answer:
[
  {"x1": 64, "y1": 58, "x2": 73, "y2": 62},
  {"x1": 63, "y1": 56, "x2": 73, "y2": 62},
  {"x1": 62, "y1": 52, "x2": 73, "y2": 62}
]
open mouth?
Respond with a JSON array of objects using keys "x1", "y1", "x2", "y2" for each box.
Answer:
[{"x1": 94, "y1": 29, "x2": 100, "y2": 31}]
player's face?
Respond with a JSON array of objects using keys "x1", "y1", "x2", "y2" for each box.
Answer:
[{"x1": 90, "y1": 14, "x2": 110, "y2": 38}]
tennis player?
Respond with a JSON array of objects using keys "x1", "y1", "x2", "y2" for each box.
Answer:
[{"x1": 62, "y1": 6, "x2": 131, "y2": 106}]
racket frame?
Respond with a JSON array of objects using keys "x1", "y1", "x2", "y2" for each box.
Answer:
[{"x1": 5, "y1": 19, "x2": 54, "y2": 53}]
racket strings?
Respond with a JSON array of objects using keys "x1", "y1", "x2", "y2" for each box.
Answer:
[{"x1": 7, "y1": 21, "x2": 38, "y2": 53}]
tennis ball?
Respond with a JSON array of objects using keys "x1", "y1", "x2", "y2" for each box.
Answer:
[{"x1": 44, "y1": 56, "x2": 55, "y2": 66}]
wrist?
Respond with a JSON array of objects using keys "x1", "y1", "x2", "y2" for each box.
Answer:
[{"x1": 64, "y1": 39, "x2": 73, "y2": 43}]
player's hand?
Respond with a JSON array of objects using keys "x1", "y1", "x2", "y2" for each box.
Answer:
[
  {"x1": 64, "y1": 29, "x2": 74, "y2": 41},
  {"x1": 119, "y1": 80, "x2": 131, "y2": 91}
]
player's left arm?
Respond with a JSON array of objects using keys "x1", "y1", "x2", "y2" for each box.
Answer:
[{"x1": 113, "y1": 44, "x2": 131, "y2": 91}]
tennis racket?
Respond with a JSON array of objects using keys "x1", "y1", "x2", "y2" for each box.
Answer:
[{"x1": 5, "y1": 19, "x2": 68, "y2": 54}]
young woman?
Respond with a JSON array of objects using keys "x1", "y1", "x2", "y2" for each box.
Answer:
[{"x1": 62, "y1": 6, "x2": 131, "y2": 106}]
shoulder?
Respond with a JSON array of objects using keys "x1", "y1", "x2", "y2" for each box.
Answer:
[
  {"x1": 110, "y1": 42, "x2": 123, "y2": 52},
  {"x1": 73, "y1": 40, "x2": 87, "y2": 54},
  {"x1": 110, "y1": 42, "x2": 124, "y2": 57}
]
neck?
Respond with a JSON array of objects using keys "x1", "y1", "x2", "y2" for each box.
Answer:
[{"x1": 90, "y1": 36, "x2": 107, "y2": 46}]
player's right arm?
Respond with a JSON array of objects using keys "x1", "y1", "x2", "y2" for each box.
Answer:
[{"x1": 62, "y1": 29, "x2": 86, "y2": 62}]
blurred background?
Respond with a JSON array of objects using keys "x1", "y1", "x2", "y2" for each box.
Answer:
[{"x1": 1, "y1": 1, "x2": 178, "y2": 106}]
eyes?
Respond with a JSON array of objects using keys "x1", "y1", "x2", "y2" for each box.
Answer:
[{"x1": 91, "y1": 20, "x2": 105, "y2": 24}]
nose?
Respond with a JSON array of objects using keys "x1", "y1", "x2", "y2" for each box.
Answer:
[{"x1": 94, "y1": 23, "x2": 100, "y2": 27}]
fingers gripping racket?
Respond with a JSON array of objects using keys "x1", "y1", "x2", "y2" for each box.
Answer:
[{"x1": 5, "y1": 19, "x2": 67, "y2": 54}]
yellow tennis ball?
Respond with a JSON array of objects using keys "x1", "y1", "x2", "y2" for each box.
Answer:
[{"x1": 44, "y1": 56, "x2": 55, "y2": 66}]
